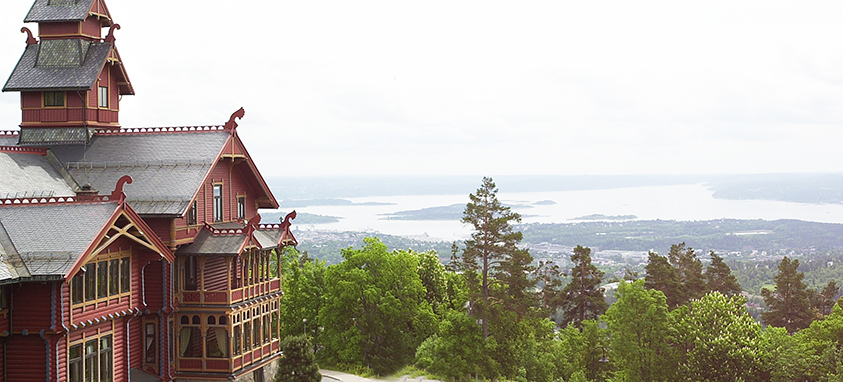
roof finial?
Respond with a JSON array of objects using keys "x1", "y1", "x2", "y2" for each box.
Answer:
[
  {"x1": 224, "y1": 107, "x2": 246, "y2": 132},
  {"x1": 104, "y1": 24, "x2": 121, "y2": 43},
  {"x1": 21, "y1": 27, "x2": 37, "y2": 45},
  {"x1": 110, "y1": 175, "x2": 133, "y2": 202}
]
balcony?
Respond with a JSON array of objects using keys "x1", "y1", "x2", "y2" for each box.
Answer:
[{"x1": 178, "y1": 279, "x2": 281, "y2": 306}]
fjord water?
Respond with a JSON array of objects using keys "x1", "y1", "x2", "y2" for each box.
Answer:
[{"x1": 290, "y1": 183, "x2": 843, "y2": 242}]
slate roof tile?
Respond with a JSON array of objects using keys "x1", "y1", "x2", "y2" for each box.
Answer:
[
  {"x1": 0, "y1": 202, "x2": 117, "y2": 279},
  {"x1": 3, "y1": 40, "x2": 111, "y2": 91},
  {"x1": 24, "y1": 0, "x2": 96, "y2": 23},
  {"x1": 0, "y1": 151, "x2": 76, "y2": 198}
]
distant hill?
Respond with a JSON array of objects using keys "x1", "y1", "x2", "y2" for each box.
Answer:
[{"x1": 265, "y1": 173, "x2": 843, "y2": 205}]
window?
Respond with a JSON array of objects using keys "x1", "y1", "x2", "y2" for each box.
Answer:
[
  {"x1": 84, "y1": 263, "x2": 96, "y2": 301},
  {"x1": 72, "y1": 273, "x2": 84, "y2": 304},
  {"x1": 206, "y1": 316, "x2": 229, "y2": 359},
  {"x1": 213, "y1": 184, "x2": 223, "y2": 222},
  {"x1": 109, "y1": 259, "x2": 119, "y2": 295},
  {"x1": 71, "y1": 255, "x2": 132, "y2": 307},
  {"x1": 233, "y1": 325, "x2": 242, "y2": 355},
  {"x1": 120, "y1": 258, "x2": 130, "y2": 293},
  {"x1": 97, "y1": 261, "x2": 108, "y2": 298},
  {"x1": 243, "y1": 321, "x2": 251, "y2": 353},
  {"x1": 179, "y1": 315, "x2": 203, "y2": 358},
  {"x1": 99, "y1": 336, "x2": 113, "y2": 382},
  {"x1": 44, "y1": 91, "x2": 65, "y2": 107},
  {"x1": 69, "y1": 344, "x2": 83, "y2": 382},
  {"x1": 71, "y1": 335, "x2": 112, "y2": 382},
  {"x1": 184, "y1": 256, "x2": 198, "y2": 291},
  {"x1": 98, "y1": 86, "x2": 108, "y2": 108},
  {"x1": 145, "y1": 323, "x2": 156, "y2": 364},
  {"x1": 237, "y1": 196, "x2": 246, "y2": 220},
  {"x1": 187, "y1": 200, "x2": 197, "y2": 225}
]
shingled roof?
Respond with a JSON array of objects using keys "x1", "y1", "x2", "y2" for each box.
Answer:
[
  {"x1": 0, "y1": 201, "x2": 117, "y2": 283},
  {"x1": 48, "y1": 130, "x2": 231, "y2": 216},
  {"x1": 24, "y1": 0, "x2": 108, "y2": 24},
  {"x1": 0, "y1": 148, "x2": 77, "y2": 198},
  {"x1": 3, "y1": 39, "x2": 113, "y2": 92}
]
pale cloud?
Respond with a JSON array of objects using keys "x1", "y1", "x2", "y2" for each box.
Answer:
[{"x1": 1, "y1": 1, "x2": 842, "y2": 176}]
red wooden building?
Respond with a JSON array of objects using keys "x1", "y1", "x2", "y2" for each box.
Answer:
[{"x1": 0, "y1": 1, "x2": 296, "y2": 381}]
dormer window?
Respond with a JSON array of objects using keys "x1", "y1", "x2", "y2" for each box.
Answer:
[
  {"x1": 44, "y1": 91, "x2": 65, "y2": 107},
  {"x1": 98, "y1": 86, "x2": 108, "y2": 108}
]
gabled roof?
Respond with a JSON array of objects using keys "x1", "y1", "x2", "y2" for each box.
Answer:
[
  {"x1": 24, "y1": 0, "x2": 112, "y2": 25},
  {"x1": 3, "y1": 39, "x2": 113, "y2": 92},
  {"x1": 0, "y1": 201, "x2": 116, "y2": 282},
  {"x1": 0, "y1": 189, "x2": 175, "y2": 284}
]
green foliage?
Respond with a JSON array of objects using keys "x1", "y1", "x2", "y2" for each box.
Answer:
[
  {"x1": 672, "y1": 292, "x2": 763, "y2": 382},
  {"x1": 644, "y1": 252, "x2": 682, "y2": 309},
  {"x1": 275, "y1": 335, "x2": 321, "y2": 382},
  {"x1": 761, "y1": 257, "x2": 817, "y2": 333},
  {"x1": 318, "y1": 238, "x2": 436, "y2": 375},
  {"x1": 457, "y1": 177, "x2": 536, "y2": 339},
  {"x1": 559, "y1": 245, "x2": 607, "y2": 328},
  {"x1": 705, "y1": 251, "x2": 742, "y2": 296},
  {"x1": 603, "y1": 280, "x2": 677, "y2": 382},
  {"x1": 278, "y1": 247, "x2": 327, "y2": 348},
  {"x1": 414, "y1": 310, "x2": 492, "y2": 381}
]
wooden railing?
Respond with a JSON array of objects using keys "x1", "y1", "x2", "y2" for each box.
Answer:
[
  {"x1": 176, "y1": 339, "x2": 280, "y2": 374},
  {"x1": 178, "y1": 279, "x2": 281, "y2": 305}
]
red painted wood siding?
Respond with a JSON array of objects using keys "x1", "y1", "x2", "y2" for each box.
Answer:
[
  {"x1": 38, "y1": 22, "x2": 77, "y2": 37},
  {"x1": 22, "y1": 92, "x2": 40, "y2": 108},
  {"x1": 5, "y1": 335, "x2": 48, "y2": 382},
  {"x1": 204, "y1": 257, "x2": 229, "y2": 290},
  {"x1": 81, "y1": 16, "x2": 102, "y2": 38},
  {"x1": 11, "y1": 282, "x2": 52, "y2": 332}
]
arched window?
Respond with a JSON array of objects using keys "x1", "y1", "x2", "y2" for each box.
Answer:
[{"x1": 206, "y1": 328, "x2": 229, "y2": 358}]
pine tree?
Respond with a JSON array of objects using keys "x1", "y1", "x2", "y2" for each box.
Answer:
[
  {"x1": 704, "y1": 251, "x2": 741, "y2": 297},
  {"x1": 559, "y1": 245, "x2": 607, "y2": 328},
  {"x1": 668, "y1": 243, "x2": 706, "y2": 302},
  {"x1": 458, "y1": 177, "x2": 533, "y2": 339},
  {"x1": 644, "y1": 252, "x2": 683, "y2": 309},
  {"x1": 761, "y1": 257, "x2": 816, "y2": 333}
]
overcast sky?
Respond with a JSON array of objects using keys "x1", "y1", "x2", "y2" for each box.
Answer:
[{"x1": 2, "y1": 1, "x2": 843, "y2": 177}]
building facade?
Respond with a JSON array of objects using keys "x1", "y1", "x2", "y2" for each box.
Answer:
[{"x1": 0, "y1": 1, "x2": 295, "y2": 381}]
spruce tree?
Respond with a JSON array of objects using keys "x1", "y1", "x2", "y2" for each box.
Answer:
[
  {"x1": 704, "y1": 251, "x2": 741, "y2": 297},
  {"x1": 559, "y1": 245, "x2": 607, "y2": 328},
  {"x1": 761, "y1": 257, "x2": 816, "y2": 333}
]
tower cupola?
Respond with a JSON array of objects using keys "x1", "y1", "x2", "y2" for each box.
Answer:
[{"x1": 2, "y1": 0, "x2": 134, "y2": 145}]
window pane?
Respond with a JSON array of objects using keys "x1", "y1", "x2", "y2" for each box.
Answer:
[
  {"x1": 120, "y1": 258, "x2": 130, "y2": 293},
  {"x1": 145, "y1": 323, "x2": 156, "y2": 364},
  {"x1": 206, "y1": 328, "x2": 229, "y2": 358},
  {"x1": 69, "y1": 344, "x2": 83, "y2": 382},
  {"x1": 97, "y1": 261, "x2": 108, "y2": 298},
  {"x1": 98, "y1": 87, "x2": 108, "y2": 108},
  {"x1": 72, "y1": 273, "x2": 84, "y2": 304},
  {"x1": 85, "y1": 339, "x2": 98, "y2": 382},
  {"x1": 85, "y1": 263, "x2": 96, "y2": 301},
  {"x1": 243, "y1": 322, "x2": 251, "y2": 352},
  {"x1": 100, "y1": 335, "x2": 113, "y2": 382},
  {"x1": 109, "y1": 259, "x2": 119, "y2": 295},
  {"x1": 179, "y1": 327, "x2": 203, "y2": 358},
  {"x1": 233, "y1": 325, "x2": 241, "y2": 355}
]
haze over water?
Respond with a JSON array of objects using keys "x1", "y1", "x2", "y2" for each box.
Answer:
[{"x1": 290, "y1": 183, "x2": 843, "y2": 242}]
